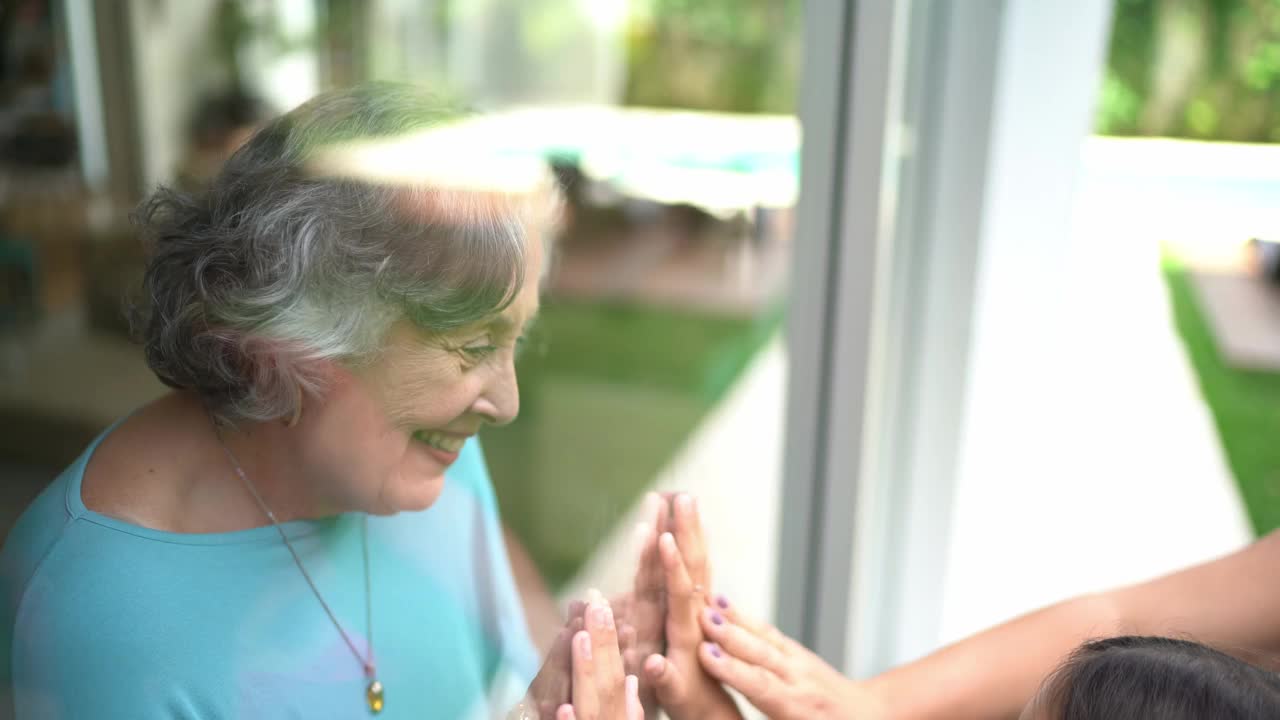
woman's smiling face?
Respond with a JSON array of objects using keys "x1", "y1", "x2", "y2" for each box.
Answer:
[{"x1": 295, "y1": 234, "x2": 544, "y2": 516}]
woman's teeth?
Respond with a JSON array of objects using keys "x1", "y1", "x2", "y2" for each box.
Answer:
[{"x1": 413, "y1": 430, "x2": 465, "y2": 453}]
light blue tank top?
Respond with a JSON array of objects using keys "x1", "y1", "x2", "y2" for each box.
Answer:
[{"x1": 0, "y1": 427, "x2": 538, "y2": 719}]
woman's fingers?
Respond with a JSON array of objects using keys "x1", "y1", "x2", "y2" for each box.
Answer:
[
  {"x1": 586, "y1": 594, "x2": 624, "y2": 690},
  {"x1": 672, "y1": 494, "x2": 709, "y2": 589},
  {"x1": 655, "y1": 492, "x2": 674, "y2": 538},
  {"x1": 563, "y1": 592, "x2": 637, "y2": 720},
  {"x1": 632, "y1": 522, "x2": 662, "y2": 598},
  {"x1": 617, "y1": 622, "x2": 637, "y2": 653},
  {"x1": 625, "y1": 509, "x2": 666, "y2": 673},
  {"x1": 625, "y1": 674, "x2": 643, "y2": 720},
  {"x1": 616, "y1": 621, "x2": 640, "y2": 677},
  {"x1": 699, "y1": 607, "x2": 789, "y2": 678},
  {"x1": 559, "y1": 676, "x2": 640, "y2": 720},
  {"x1": 698, "y1": 641, "x2": 786, "y2": 718},
  {"x1": 524, "y1": 614, "x2": 584, "y2": 719},
  {"x1": 634, "y1": 494, "x2": 665, "y2": 596},
  {"x1": 571, "y1": 630, "x2": 599, "y2": 719}
]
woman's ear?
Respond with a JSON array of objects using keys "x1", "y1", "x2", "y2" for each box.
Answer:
[
  {"x1": 237, "y1": 333, "x2": 340, "y2": 426},
  {"x1": 284, "y1": 358, "x2": 351, "y2": 427},
  {"x1": 302, "y1": 356, "x2": 344, "y2": 385}
]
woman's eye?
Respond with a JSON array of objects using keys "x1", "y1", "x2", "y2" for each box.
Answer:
[{"x1": 462, "y1": 344, "x2": 497, "y2": 360}]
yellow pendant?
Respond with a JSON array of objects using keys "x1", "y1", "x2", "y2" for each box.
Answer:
[{"x1": 366, "y1": 679, "x2": 384, "y2": 714}]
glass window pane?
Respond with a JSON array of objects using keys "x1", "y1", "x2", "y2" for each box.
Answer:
[{"x1": 0, "y1": 2, "x2": 805, "y2": 716}]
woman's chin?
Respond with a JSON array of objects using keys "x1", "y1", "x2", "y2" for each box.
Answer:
[
  {"x1": 371, "y1": 446, "x2": 451, "y2": 514},
  {"x1": 382, "y1": 472, "x2": 446, "y2": 514}
]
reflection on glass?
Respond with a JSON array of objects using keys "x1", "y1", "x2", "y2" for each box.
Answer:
[{"x1": 0, "y1": 1, "x2": 802, "y2": 716}]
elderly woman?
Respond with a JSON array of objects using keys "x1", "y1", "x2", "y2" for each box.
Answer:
[{"x1": 0, "y1": 83, "x2": 654, "y2": 719}]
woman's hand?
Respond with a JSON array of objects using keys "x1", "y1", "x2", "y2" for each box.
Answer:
[
  {"x1": 643, "y1": 494, "x2": 742, "y2": 720},
  {"x1": 696, "y1": 601, "x2": 889, "y2": 720},
  {"x1": 521, "y1": 495, "x2": 667, "y2": 720},
  {"x1": 519, "y1": 609, "x2": 585, "y2": 719},
  {"x1": 612, "y1": 493, "x2": 669, "y2": 716},
  {"x1": 556, "y1": 593, "x2": 645, "y2": 720}
]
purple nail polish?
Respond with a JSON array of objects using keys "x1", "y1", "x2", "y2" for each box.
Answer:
[
  {"x1": 711, "y1": 611, "x2": 724, "y2": 626},
  {"x1": 710, "y1": 643, "x2": 723, "y2": 659},
  {"x1": 716, "y1": 594, "x2": 730, "y2": 609}
]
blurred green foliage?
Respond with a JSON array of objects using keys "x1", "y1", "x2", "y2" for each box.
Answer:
[
  {"x1": 622, "y1": 0, "x2": 802, "y2": 113},
  {"x1": 482, "y1": 300, "x2": 783, "y2": 587},
  {"x1": 1100, "y1": 0, "x2": 1280, "y2": 142}
]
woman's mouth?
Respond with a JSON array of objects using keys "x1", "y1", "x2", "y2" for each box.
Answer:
[{"x1": 412, "y1": 430, "x2": 466, "y2": 453}]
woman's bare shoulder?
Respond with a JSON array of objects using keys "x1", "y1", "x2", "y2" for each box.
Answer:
[{"x1": 80, "y1": 392, "x2": 201, "y2": 527}]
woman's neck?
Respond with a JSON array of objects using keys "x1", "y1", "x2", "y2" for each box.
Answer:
[
  {"x1": 85, "y1": 391, "x2": 342, "y2": 533},
  {"x1": 198, "y1": 395, "x2": 341, "y2": 525}
]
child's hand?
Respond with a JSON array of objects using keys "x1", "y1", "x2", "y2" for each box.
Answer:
[
  {"x1": 695, "y1": 599, "x2": 882, "y2": 720},
  {"x1": 643, "y1": 494, "x2": 743, "y2": 720}
]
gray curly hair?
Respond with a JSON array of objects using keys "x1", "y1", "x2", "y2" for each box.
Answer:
[{"x1": 131, "y1": 83, "x2": 560, "y2": 424}]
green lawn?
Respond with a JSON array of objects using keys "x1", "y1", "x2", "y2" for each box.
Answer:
[
  {"x1": 481, "y1": 298, "x2": 783, "y2": 588},
  {"x1": 1162, "y1": 252, "x2": 1280, "y2": 537}
]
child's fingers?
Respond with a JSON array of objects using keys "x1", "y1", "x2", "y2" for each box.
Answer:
[
  {"x1": 643, "y1": 652, "x2": 690, "y2": 708},
  {"x1": 556, "y1": 703, "x2": 576, "y2": 720},
  {"x1": 712, "y1": 594, "x2": 794, "y2": 653},
  {"x1": 672, "y1": 494, "x2": 709, "y2": 589},
  {"x1": 699, "y1": 607, "x2": 789, "y2": 679},
  {"x1": 698, "y1": 641, "x2": 788, "y2": 719},
  {"x1": 658, "y1": 532, "x2": 701, "y2": 644}
]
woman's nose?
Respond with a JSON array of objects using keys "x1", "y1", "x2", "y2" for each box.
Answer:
[{"x1": 473, "y1": 356, "x2": 520, "y2": 426}]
